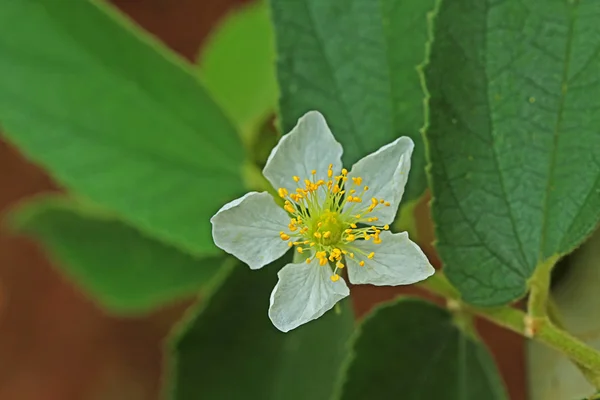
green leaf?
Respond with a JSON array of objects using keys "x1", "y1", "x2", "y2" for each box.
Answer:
[
  {"x1": 337, "y1": 298, "x2": 507, "y2": 400},
  {"x1": 170, "y1": 257, "x2": 354, "y2": 400},
  {"x1": 199, "y1": 1, "x2": 278, "y2": 142},
  {"x1": 0, "y1": 0, "x2": 244, "y2": 256},
  {"x1": 424, "y1": 0, "x2": 600, "y2": 305},
  {"x1": 9, "y1": 196, "x2": 222, "y2": 314},
  {"x1": 270, "y1": 0, "x2": 436, "y2": 203}
]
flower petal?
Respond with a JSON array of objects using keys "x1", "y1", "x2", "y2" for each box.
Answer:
[
  {"x1": 211, "y1": 192, "x2": 290, "y2": 270},
  {"x1": 263, "y1": 111, "x2": 343, "y2": 192},
  {"x1": 346, "y1": 231, "x2": 434, "y2": 286},
  {"x1": 346, "y1": 137, "x2": 414, "y2": 225},
  {"x1": 268, "y1": 259, "x2": 349, "y2": 332}
]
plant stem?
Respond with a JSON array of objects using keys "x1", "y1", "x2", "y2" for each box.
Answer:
[
  {"x1": 418, "y1": 272, "x2": 600, "y2": 382},
  {"x1": 527, "y1": 255, "x2": 559, "y2": 320}
]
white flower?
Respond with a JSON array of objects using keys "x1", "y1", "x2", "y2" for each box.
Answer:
[{"x1": 211, "y1": 111, "x2": 434, "y2": 332}]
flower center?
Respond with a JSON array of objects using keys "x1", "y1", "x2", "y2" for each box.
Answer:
[{"x1": 277, "y1": 164, "x2": 391, "y2": 282}]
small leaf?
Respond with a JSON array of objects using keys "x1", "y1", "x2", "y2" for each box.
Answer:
[
  {"x1": 169, "y1": 257, "x2": 354, "y2": 400},
  {"x1": 337, "y1": 298, "x2": 507, "y2": 400},
  {"x1": 425, "y1": 0, "x2": 600, "y2": 305},
  {"x1": 9, "y1": 196, "x2": 222, "y2": 314},
  {"x1": 0, "y1": 0, "x2": 244, "y2": 256},
  {"x1": 270, "y1": 0, "x2": 436, "y2": 203},
  {"x1": 199, "y1": 1, "x2": 278, "y2": 141}
]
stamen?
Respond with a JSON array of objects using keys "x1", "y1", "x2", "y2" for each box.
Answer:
[
  {"x1": 368, "y1": 252, "x2": 375, "y2": 259},
  {"x1": 331, "y1": 274, "x2": 340, "y2": 282},
  {"x1": 359, "y1": 261, "x2": 365, "y2": 267}
]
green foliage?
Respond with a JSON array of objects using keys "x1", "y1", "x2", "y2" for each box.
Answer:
[
  {"x1": 170, "y1": 257, "x2": 354, "y2": 400},
  {"x1": 9, "y1": 196, "x2": 222, "y2": 314},
  {"x1": 424, "y1": 0, "x2": 600, "y2": 306},
  {"x1": 199, "y1": 1, "x2": 278, "y2": 143},
  {"x1": 270, "y1": 0, "x2": 435, "y2": 203},
  {"x1": 0, "y1": 0, "x2": 244, "y2": 256},
  {"x1": 337, "y1": 298, "x2": 507, "y2": 400}
]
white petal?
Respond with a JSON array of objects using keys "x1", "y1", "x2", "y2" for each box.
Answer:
[
  {"x1": 268, "y1": 259, "x2": 349, "y2": 332},
  {"x1": 263, "y1": 111, "x2": 343, "y2": 192},
  {"x1": 211, "y1": 192, "x2": 290, "y2": 270},
  {"x1": 346, "y1": 137, "x2": 414, "y2": 225},
  {"x1": 346, "y1": 231, "x2": 434, "y2": 286}
]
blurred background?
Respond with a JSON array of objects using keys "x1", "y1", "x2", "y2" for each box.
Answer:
[{"x1": 0, "y1": 0, "x2": 526, "y2": 399}]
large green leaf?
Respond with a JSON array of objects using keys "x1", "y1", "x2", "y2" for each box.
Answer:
[
  {"x1": 270, "y1": 0, "x2": 435, "y2": 203},
  {"x1": 170, "y1": 256, "x2": 355, "y2": 400},
  {"x1": 0, "y1": 0, "x2": 244, "y2": 256},
  {"x1": 425, "y1": 0, "x2": 600, "y2": 305},
  {"x1": 9, "y1": 196, "x2": 222, "y2": 314},
  {"x1": 337, "y1": 298, "x2": 507, "y2": 400},
  {"x1": 199, "y1": 1, "x2": 277, "y2": 142}
]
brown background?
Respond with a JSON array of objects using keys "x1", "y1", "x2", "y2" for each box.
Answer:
[{"x1": 0, "y1": 1, "x2": 526, "y2": 399}]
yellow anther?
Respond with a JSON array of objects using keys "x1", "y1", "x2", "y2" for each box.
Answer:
[
  {"x1": 293, "y1": 176, "x2": 300, "y2": 182},
  {"x1": 349, "y1": 189, "x2": 356, "y2": 194},
  {"x1": 364, "y1": 234, "x2": 371, "y2": 241},
  {"x1": 280, "y1": 232, "x2": 290, "y2": 241},
  {"x1": 328, "y1": 169, "x2": 333, "y2": 178},
  {"x1": 333, "y1": 185, "x2": 340, "y2": 194},
  {"x1": 352, "y1": 197, "x2": 362, "y2": 203},
  {"x1": 350, "y1": 223, "x2": 357, "y2": 229},
  {"x1": 371, "y1": 197, "x2": 378, "y2": 204},
  {"x1": 347, "y1": 196, "x2": 354, "y2": 202},
  {"x1": 310, "y1": 242, "x2": 316, "y2": 247},
  {"x1": 317, "y1": 222, "x2": 323, "y2": 227},
  {"x1": 328, "y1": 163, "x2": 333, "y2": 169},
  {"x1": 346, "y1": 234, "x2": 356, "y2": 242},
  {"x1": 316, "y1": 251, "x2": 327, "y2": 258},
  {"x1": 349, "y1": 253, "x2": 355, "y2": 258},
  {"x1": 288, "y1": 224, "x2": 297, "y2": 232},
  {"x1": 380, "y1": 199, "x2": 385, "y2": 204},
  {"x1": 352, "y1": 177, "x2": 363, "y2": 185},
  {"x1": 297, "y1": 247, "x2": 304, "y2": 254},
  {"x1": 345, "y1": 229, "x2": 353, "y2": 234},
  {"x1": 364, "y1": 186, "x2": 369, "y2": 191},
  {"x1": 368, "y1": 252, "x2": 375, "y2": 259},
  {"x1": 306, "y1": 258, "x2": 311, "y2": 264},
  {"x1": 384, "y1": 202, "x2": 391, "y2": 206},
  {"x1": 342, "y1": 168, "x2": 348, "y2": 175},
  {"x1": 373, "y1": 236, "x2": 382, "y2": 244},
  {"x1": 384, "y1": 224, "x2": 389, "y2": 230},
  {"x1": 278, "y1": 188, "x2": 288, "y2": 198},
  {"x1": 359, "y1": 261, "x2": 365, "y2": 267},
  {"x1": 331, "y1": 274, "x2": 340, "y2": 282},
  {"x1": 284, "y1": 204, "x2": 295, "y2": 213},
  {"x1": 336, "y1": 262, "x2": 345, "y2": 269},
  {"x1": 323, "y1": 231, "x2": 331, "y2": 239},
  {"x1": 355, "y1": 214, "x2": 361, "y2": 219},
  {"x1": 319, "y1": 258, "x2": 328, "y2": 266},
  {"x1": 288, "y1": 242, "x2": 293, "y2": 247},
  {"x1": 311, "y1": 169, "x2": 317, "y2": 175},
  {"x1": 314, "y1": 232, "x2": 322, "y2": 239},
  {"x1": 304, "y1": 179, "x2": 311, "y2": 187}
]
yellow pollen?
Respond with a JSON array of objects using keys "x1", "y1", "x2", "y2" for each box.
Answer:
[
  {"x1": 349, "y1": 253, "x2": 354, "y2": 258},
  {"x1": 342, "y1": 168, "x2": 348, "y2": 175},
  {"x1": 293, "y1": 176, "x2": 300, "y2": 182},
  {"x1": 280, "y1": 232, "x2": 290, "y2": 241},
  {"x1": 306, "y1": 258, "x2": 311, "y2": 264},
  {"x1": 380, "y1": 199, "x2": 385, "y2": 204},
  {"x1": 319, "y1": 258, "x2": 328, "y2": 266},
  {"x1": 323, "y1": 231, "x2": 331, "y2": 239},
  {"x1": 384, "y1": 224, "x2": 389, "y2": 230},
  {"x1": 385, "y1": 202, "x2": 391, "y2": 206},
  {"x1": 297, "y1": 247, "x2": 304, "y2": 254},
  {"x1": 359, "y1": 261, "x2": 365, "y2": 267},
  {"x1": 314, "y1": 232, "x2": 322, "y2": 239},
  {"x1": 288, "y1": 242, "x2": 293, "y2": 247},
  {"x1": 373, "y1": 237, "x2": 382, "y2": 244},
  {"x1": 364, "y1": 186, "x2": 369, "y2": 191},
  {"x1": 350, "y1": 223, "x2": 357, "y2": 229},
  {"x1": 346, "y1": 234, "x2": 356, "y2": 242},
  {"x1": 355, "y1": 214, "x2": 361, "y2": 219},
  {"x1": 368, "y1": 252, "x2": 375, "y2": 259},
  {"x1": 311, "y1": 169, "x2": 316, "y2": 175},
  {"x1": 278, "y1": 188, "x2": 288, "y2": 198},
  {"x1": 345, "y1": 229, "x2": 352, "y2": 234},
  {"x1": 336, "y1": 262, "x2": 345, "y2": 269},
  {"x1": 328, "y1": 163, "x2": 333, "y2": 169},
  {"x1": 352, "y1": 177, "x2": 363, "y2": 185},
  {"x1": 328, "y1": 169, "x2": 333, "y2": 178},
  {"x1": 331, "y1": 274, "x2": 340, "y2": 282}
]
